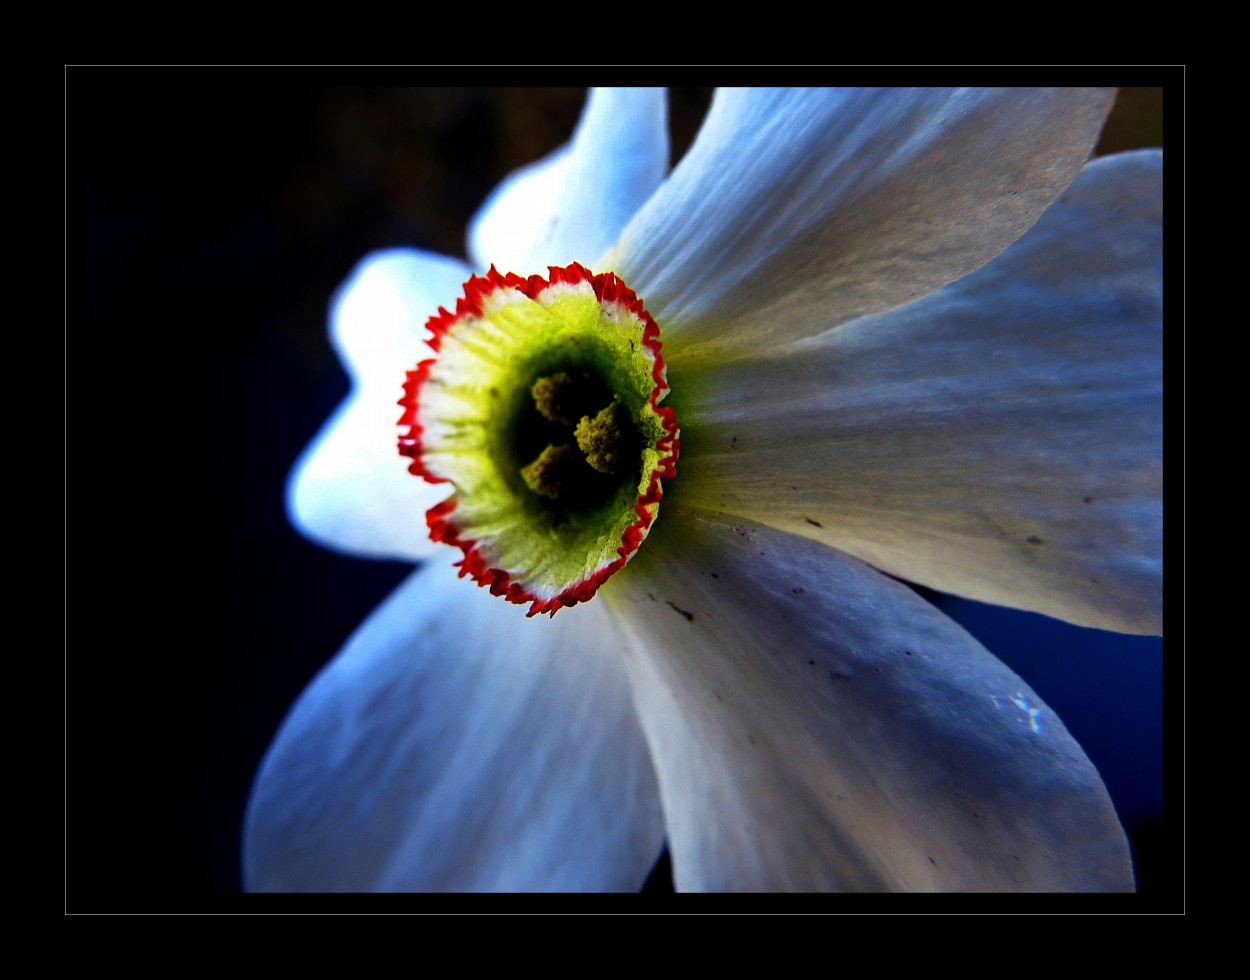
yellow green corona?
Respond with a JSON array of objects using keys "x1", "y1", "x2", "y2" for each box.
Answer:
[{"x1": 400, "y1": 264, "x2": 679, "y2": 616}]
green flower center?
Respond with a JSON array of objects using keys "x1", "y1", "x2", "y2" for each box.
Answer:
[
  {"x1": 519, "y1": 371, "x2": 641, "y2": 505},
  {"x1": 399, "y1": 264, "x2": 678, "y2": 616}
]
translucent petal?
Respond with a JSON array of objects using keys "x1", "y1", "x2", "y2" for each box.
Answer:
[
  {"x1": 246, "y1": 566, "x2": 664, "y2": 892},
  {"x1": 288, "y1": 249, "x2": 471, "y2": 561},
  {"x1": 608, "y1": 87, "x2": 1115, "y2": 365},
  {"x1": 677, "y1": 151, "x2": 1162, "y2": 634},
  {"x1": 469, "y1": 88, "x2": 668, "y2": 275},
  {"x1": 605, "y1": 508, "x2": 1133, "y2": 892}
]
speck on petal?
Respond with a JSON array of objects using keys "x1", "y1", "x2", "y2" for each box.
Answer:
[
  {"x1": 676, "y1": 151, "x2": 1162, "y2": 635},
  {"x1": 245, "y1": 565, "x2": 664, "y2": 892},
  {"x1": 606, "y1": 506, "x2": 1133, "y2": 892}
]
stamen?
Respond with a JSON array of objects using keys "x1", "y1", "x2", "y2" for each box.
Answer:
[
  {"x1": 520, "y1": 372, "x2": 638, "y2": 502},
  {"x1": 531, "y1": 373, "x2": 579, "y2": 426},
  {"x1": 575, "y1": 401, "x2": 629, "y2": 475},
  {"x1": 520, "y1": 444, "x2": 585, "y2": 500},
  {"x1": 530, "y1": 370, "x2": 614, "y2": 427}
]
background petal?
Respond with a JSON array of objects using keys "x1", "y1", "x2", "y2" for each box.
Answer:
[
  {"x1": 605, "y1": 508, "x2": 1133, "y2": 892},
  {"x1": 245, "y1": 566, "x2": 664, "y2": 892},
  {"x1": 607, "y1": 87, "x2": 1115, "y2": 364},
  {"x1": 469, "y1": 87, "x2": 669, "y2": 275},
  {"x1": 288, "y1": 249, "x2": 471, "y2": 561},
  {"x1": 675, "y1": 151, "x2": 1162, "y2": 634}
]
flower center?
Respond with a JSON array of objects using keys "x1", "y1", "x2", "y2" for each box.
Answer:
[
  {"x1": 399, "y1": 263, "x2": 678, "y2": 617},
  {"x1": 519, "y1": 371, "x2": 640, "y2": 506}
]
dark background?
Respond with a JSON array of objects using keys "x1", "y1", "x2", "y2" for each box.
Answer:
[{"x1": 68, "y1": 74, "x2": 1173, "y2": 909}]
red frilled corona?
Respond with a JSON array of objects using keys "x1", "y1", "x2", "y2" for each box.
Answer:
[{"x1": 399, "y1": 263, "x2": 679, "y2": 616}]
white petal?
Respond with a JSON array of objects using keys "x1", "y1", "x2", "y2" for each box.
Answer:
[
  {"x1": 605, "y1": 508, "x2": 1133, "y2": 892},
  {"x1": 676, "y1": 151, "x2": 1162, "y2": 634},
  {"x1": 608, "y1": 87, "x2": 1115, "y2": 364},
  {"x1": 288, "y1": 249, "x2": 471, "y2": 561},
  {"x1": 469, "y1": 88, "x2": 668, "y2": 275},
  {"x1": 245, "y1": 566, "x2": 664, "y2": 892},
  {"x1": 329, "y1": 248, "x2": 471, "y2": 384}
]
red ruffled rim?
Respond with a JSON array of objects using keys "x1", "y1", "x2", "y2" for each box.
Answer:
[{"x1": 398, "y1": 262, "x2": 680, "y2": 617}]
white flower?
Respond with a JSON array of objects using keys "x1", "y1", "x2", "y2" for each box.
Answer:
[{"x1": 245, "y1": 88, "x2": 1161, "y2": 892}]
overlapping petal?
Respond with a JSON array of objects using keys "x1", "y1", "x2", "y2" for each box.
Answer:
[
  {"x1": 469, "y1": 88, "x2": 669, "y2": 275},
  {"x1": 246, "y1": 565, "x2": 664, "y2": 892},
  {"x1": 607, "y1": 87, "x2": 1116, "y2": 365},
  {"x1": 605, "y1": 507, "x2": 1133, "y2": 892},
  {"x1": 676, "y1": 151, "x2": 1162, "y2": 634},
  {"x1": 287, "y1": 249, "x2": 470, "y2": 562}
]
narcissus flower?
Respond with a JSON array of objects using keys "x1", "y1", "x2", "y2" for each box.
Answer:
[{"x1": 246, "y1": 88, "x2": 1162, "y2": 892}]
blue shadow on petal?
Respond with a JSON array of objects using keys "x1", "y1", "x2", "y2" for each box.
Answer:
[{"x1": 930, "y1": 594, "x2": 1164, "y2": 890}]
